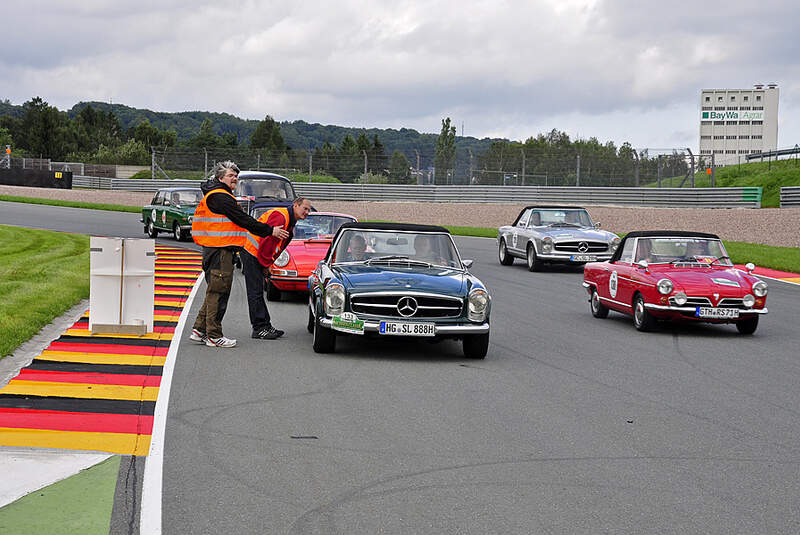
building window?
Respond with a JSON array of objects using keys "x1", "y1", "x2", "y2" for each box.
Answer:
[
  {"x1": 756, "y1": 95, "x2": 762, "y2": 102},
  {"x1": 718, "y1": 96, "x2": 723, "y2": 102},
  {"x1": 705, "y1": 96, "x2": 711, "y2": 102},
  {"x1": 739, "y1": 135, "x2": 750, "y2": 139},
  {"x1": 752, "y1": 135, "x2": 762, "y2": 139},
  {"x1": 700, "y1": 135, "x2": 711, "y2": 139},
  {"x1": 730, "y1": 96, "x2": 736, "y2": 101},
  {"x1": 743, "y1": 96, "x2": 749, "y2": 102},
  {"x1": 713, "y1": 135, "x2": 724, "y2": 139},
  {"x1": 713, "y1": 150, "x2": 723, "y2": 154},
  {"x1": 728, "y1": 106, "x2": 738, "y2": 110},
  {"x1": 740, "y1": 106, "x2": 750, "y2": 110},
  {"x1": 726, "y1": 150, "x2": 737, "y2": 154},
  {"x1": 726, "y1": 121, "x2": 737, "y2": 125},
  {"x1": 738, "y1": 150, "x2": 748, "y2": 154},
  {"x1": 702, "y1": 106, "x2": 712, "y2": 110},
  {"x1": 726, "y1": 135, "x2": 737, "y2": 139},
  {"x1": 753, "y1": 106, "x2": 763, "y2": 110},
  {"x1": 738, "y1": 121, "x2": 750, "y2": 125},
  {"x1": 713, "y1": 121, "x2": 724, "y2": 125},
  {"x1": 714, "y1": 106, "x2": 725, "y2": 111},
  {"x1": 752, "y1": 120, "x2": 763, "y2": 125}
]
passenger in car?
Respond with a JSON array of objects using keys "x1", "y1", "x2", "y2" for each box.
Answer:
[
  {"x1": 530, "y1": 212, "x2": 541, "y2": 226},
  {"x1": 346, "y1": 234, "x2": 368, "y2": 261}
]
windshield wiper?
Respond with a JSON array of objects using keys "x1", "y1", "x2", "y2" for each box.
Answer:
[
  {"x1": 366, "y1": 255, "x2": 411, "y2": 264},
  {"x1": 709, "y1": 255, "x2": 731, "y2": 266}
]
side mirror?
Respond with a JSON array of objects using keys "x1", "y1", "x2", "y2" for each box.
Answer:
[
  {"x1": 594, "y1": 221, "x2": 601, "y2": 228},
  {"x1": 462, "y1": 259, "x2": 474, "y2": 269},
  {"x1": 745, "y1": 262, "x2": 755, "y2": 274},
  {"x1": 637, "y1": 260, "x2": 649, "y2": 270}
]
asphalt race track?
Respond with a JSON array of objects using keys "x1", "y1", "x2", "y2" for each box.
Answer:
[{"x1": 3, "y1": 201, "x2": 800, "y2": 533}]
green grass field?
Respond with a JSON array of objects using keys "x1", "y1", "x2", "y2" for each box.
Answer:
[
  {"x1": 0, "y1": 225, "x2": 90, "y2": 359},
  {"x1": 645, "y1": 159, "x2": 800, "y2": 207}
]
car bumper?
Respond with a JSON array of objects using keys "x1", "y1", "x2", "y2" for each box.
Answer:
[
  {"x1": 540, "y1": 252, "x2": 613, "y2": 263},
  {"x1": 319, "y1": 317, "x2": 490, "y2": 335},
  {"x1": 268, "y1": 272, "x2": 309, "y2": 292},
  {"x1": 644, "y1": 303, "x2": 768, "y2": 315}
]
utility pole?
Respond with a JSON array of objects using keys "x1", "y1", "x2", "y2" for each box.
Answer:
[
  {"x1": 520, "y1": 148, "x2": 526, "y2": 186},
  {"x1": 151, "y1": 148, "x2": 156, "y2": 179},
  {"x1": 468, "y1": 148, "x2": 473, "y2": 185},
  {"x1": 632, "y1": 149, "x2": 640, "y2": 187},
  {"x1": 308, "y1": 151, "x2": 313, "y2": 182},
  {"x1": 686, "y1": 148, "x2": 695, "y2": 187},
  {"x1": 362, "y1": 150, "x2": 368, "y2": 183},
  {"x1": 414, "y1": 149, "x2": 420, "y2": 184},
  {"x1": 576, "y1": 153, "x2": 581, "y2": 186},
  {"x1": 711, "y1": 153, "x2": 716, "y2": 187}
]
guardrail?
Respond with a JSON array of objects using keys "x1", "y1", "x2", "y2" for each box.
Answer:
[
  {"x1": 780, "y1": 186, "x2": 800, "y2": 207},
  {"x1": 72, "y1": 176, "x2": 763, "y2": 208}
]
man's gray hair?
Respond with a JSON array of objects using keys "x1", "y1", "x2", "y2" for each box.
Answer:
[{"x1": 213, "y1": 160, "x2": 240, "y2": 181}]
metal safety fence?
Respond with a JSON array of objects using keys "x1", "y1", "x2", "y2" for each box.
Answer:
[
  {"x1": 72, "y1": 176, "x2": 762, "y2": 208},
  {"x1": 780, "y1": 186, "x2": 800, "y2": 207}
]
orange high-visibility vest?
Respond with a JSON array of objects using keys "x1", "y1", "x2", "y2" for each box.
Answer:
[
  {"x1": 191, "y1": 189, "x2": 248, "y2": 248},
  {"x1": 243, "y1": 207, "x2": 290, "y2": 257}
]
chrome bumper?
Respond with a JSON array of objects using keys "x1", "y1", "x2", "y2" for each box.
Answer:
[
  {"x1": 319, "y1": 317, "x2": 490, "y2": 335},
  {"x1": 645, "y1": 303, "x2": 768, "y2": 315},
  {"x1": 540, "y1": 253, "x2": 612, "y2": 262}
]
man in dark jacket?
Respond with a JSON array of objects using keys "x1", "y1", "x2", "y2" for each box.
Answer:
[{"x1": 190, "y1": 161, "x2": 289, "y2": 348}]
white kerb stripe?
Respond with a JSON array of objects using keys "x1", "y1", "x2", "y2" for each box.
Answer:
[{"x1": 140, "y1": 272, "x2": 204, "y2": 535}]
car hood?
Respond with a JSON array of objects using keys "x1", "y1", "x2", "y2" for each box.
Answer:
[
  {"x1": 334, "y1": 264, "x2": 467, "y2": 295},
  {"x1": 287, "y1": 239, "x2": 332, "y2": 264},
  {"x1": 650, "y1": 266, "x2": 753, "y2": 293}
]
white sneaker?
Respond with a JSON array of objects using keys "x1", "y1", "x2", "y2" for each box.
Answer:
[
  {"x1": 189, "y1": 329, "x2": 208, "y2": 343},
  {"x1": 206, "y1": 336, "x2": 237, "y2": 348}
]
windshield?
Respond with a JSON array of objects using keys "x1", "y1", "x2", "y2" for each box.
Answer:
[
  {"x1": 530, "y1": 209, "x2": 593, "y2": 227},
  {"x1": 170, "y1": 189, "x2": 202, "y2": 206},
  {"x1": 634, "y1": 237, "x2": 731, "y2": 265},
  {"x1": 332, "y1": 229, "x2": 461, "y2": 268},
  {"x1": 294, "y1": 214, "x2": 356, "y2": 240},
  {"x1": 234, "y1": 178, "x2": 295, "y2": 201}
]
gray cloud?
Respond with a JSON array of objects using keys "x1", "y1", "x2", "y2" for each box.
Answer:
[{"x1": 1, "y1": 0, "x2": 798, "y2": 150}]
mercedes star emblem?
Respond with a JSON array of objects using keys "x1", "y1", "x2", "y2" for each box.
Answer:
[
  {"x1": 578, "y1": 241, "x2": 589, "y2": 253},
  {"x1": 396, "y1": 296, "x2": 418, "y2": 317}
]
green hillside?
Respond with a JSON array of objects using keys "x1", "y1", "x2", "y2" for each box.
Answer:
[{"x1": 647, "y1": 159, "x2": 800, "y2": 207}]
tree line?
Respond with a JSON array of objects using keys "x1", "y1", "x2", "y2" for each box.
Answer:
[{"x1": 1, "y1": 96, "x2": 685, "y2": 186}]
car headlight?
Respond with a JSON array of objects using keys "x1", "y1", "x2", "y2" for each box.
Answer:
[
  {"x1": 657, "y1": 278, "x2": 673, "y2": 295},
  {"x1": 752, "y1": 280, "x2": 768, "y2": 297},
  {"x1": 323, "y1": 283, "x2": 345, "y2": 316},
  {"x1": 467, "y1": 288, "x2": 490, "y2": 322},
  {"x1": 673, "y1": 291, "x2": 687, "y2": 306},
  {"x1": 742, "y1": 294, "x2": 755, "y2": 308},
  {"x1": 273, "y1": 250, "x2": 290, "y2": 267},
  {"x1": 541, "y1": 237, "x2": 553, "y2": 253},
  {"x1": 611, "y1": 236, "x2": 620, "y2": 252}
]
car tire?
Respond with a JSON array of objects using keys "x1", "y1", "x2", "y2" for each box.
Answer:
[
  {"x1": 266, "y1": 279, "x2": 282, "y2": 301},
  {"x1": 590, "y1": 287, "x2": 609, "y2": 318},
  {"x1": 498, "y1": 239, "x2": 514, "y2": 266},
  {"x1": 736, "y1": 316, "x2": 759, "y2": 335},
  {"x1": 526, "y1": 244, "x2": 542, "y2": 272},
  {"x1": 172, "y1": 222, "x2": 183, "y2": 241},
  {"x1": 462, "y1": 332, "x2": 489, "y2": 359},
  {"x1": 632, "y1": 293, "x2": 655, "y2": 332},
  {"x1": 307, "y1": 305, "x2": 315, "y2": 333},
  {"x1": 312, "y1": 310, "x2": 336, "y2": 353},
  {"x1": 146, "y1": 219, "x2": 158, "y2": 238}
]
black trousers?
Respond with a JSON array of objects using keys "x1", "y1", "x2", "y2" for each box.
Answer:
[{"x1": 241, "y1": 250, "x2": 271, "y2": 331}]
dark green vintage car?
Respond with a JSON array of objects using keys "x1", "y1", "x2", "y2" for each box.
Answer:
[{"x1": 141, "y1": 187, "x2": 203, "y2": 241}]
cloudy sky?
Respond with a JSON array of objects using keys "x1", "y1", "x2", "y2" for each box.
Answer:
[{"x1": 2, "y1": 0, "x2": 798, "y2": 150}]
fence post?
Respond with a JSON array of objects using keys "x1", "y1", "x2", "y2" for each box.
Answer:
[
  {"x1": 308, "y1": 152, "x2": 313, "y2": 182},
  {"x1": 576, "y1": 153, "x2": 581, "y2": 186},
  {"x1": 204, "y1": 148, "x2": 208, "y2": 177},
  {"x1": 151, "y1": 148, "x2": 155, "y2": 179},
  {"x1": 414, "y1": 149, "x2": 420, "y2": 184},
  {"x1": 520, "y1": 148, "x2": 526, "y2": 186},
  {"x1": 468, "y1": 149, "x2": 473, "y2": 185},
  {"x1": 687, "y1": 148, "x2": 695, "y2": 187},
  {"x1": 362, "y1": 150, "x2": 367, "y2": 183},
  {"x1": 632, "y1": 150, "x2": 639, "y2": 187},
  {"x1": 711, "y1": 153, "x2": 716, "y2": 187}
]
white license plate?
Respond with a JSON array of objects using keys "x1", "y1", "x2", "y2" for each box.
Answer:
[
  {"x1": 571, "y1": 255, "x2": 597, "y2": 262},
  {"x1": 696, "y1": 307, "x2": 740, "y2": 319},
  {"x1": 379, "y1": 321, "x2": 436, "y2": 336}
]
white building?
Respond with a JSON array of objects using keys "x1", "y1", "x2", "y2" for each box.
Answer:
[{"x1": 699, "y1": 84, "x2": 779, "y2": 165}]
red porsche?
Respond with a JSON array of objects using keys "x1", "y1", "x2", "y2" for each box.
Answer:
[
  {"x1": 265, "y1": 211, "x2": 358, "y2": 300},
  {"x1": 583, "y1": 230, "x2": 768, "y2": 334}
]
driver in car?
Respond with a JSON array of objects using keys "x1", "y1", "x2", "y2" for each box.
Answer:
[
  {"x1": 414, "y1": 234, "x2": 447, "y2": 265},
  {"x1": 347, "y1": 234, "x2": 368, "y2": 261}
]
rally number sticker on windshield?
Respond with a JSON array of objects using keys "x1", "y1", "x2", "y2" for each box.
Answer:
[{"x1": 609, "y1": 270, "x2": 618, "y2": 298}]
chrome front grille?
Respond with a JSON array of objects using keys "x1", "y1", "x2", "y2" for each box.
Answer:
[
  {"x1": 554, "y1": 241, "x2": 608, "y2": 253},
  {"x1": 350, "y1": 293, "x2": 463, "y2": 318}
]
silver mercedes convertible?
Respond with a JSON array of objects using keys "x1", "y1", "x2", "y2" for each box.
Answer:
[{"x1": 497, "y1": 206, "x2": 620, "y2": 271}]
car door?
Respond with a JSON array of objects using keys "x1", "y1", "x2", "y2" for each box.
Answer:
[
  {"x1": 613, "y1": 238, "x2": 638, "y2": 312},
  {"x1": 602, "y1": 238, "x2": 635, "y2": 313},
  {"x1": 149, "y1": 190, "x2": 165, "y2": 229},
  {"x1": 509, "y1": 209, "x2": 530, "y2": 256}
]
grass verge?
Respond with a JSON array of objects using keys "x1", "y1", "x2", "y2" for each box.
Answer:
[
  {"x1": 0, "y1": 194, "x2": 140, "y2": 213},
  {"x1": 0, "y1": 225, "x2": 90, "y2": 359}
]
